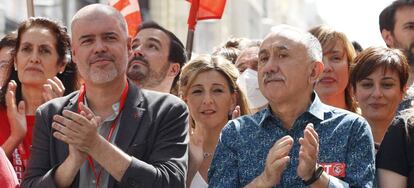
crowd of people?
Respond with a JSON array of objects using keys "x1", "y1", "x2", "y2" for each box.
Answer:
[{"x1": 0, "y1": 0, "x2": 413, "y2": 187}]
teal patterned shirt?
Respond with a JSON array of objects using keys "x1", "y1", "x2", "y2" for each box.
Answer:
[{"x1": 208, "y1": 93, "x2": 375, "y2": 188}]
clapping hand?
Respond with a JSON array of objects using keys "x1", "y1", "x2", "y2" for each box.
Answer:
[
  {"x1": 231, "y1": 105, "x2": 241, "y2": 119},
  {"x1": 42, "y1": 76, "x2": 65, "y2": 101},
  {"x1": 259, "y1": 135, "x2": 293, "y2": 186},
  {"x1": 6, "y1": 80, "x2": 27, "y2": 142},
  {"x1": 297, "y1": 123, "x2": 320, "y2": 181},
  {"x1": 187, "y1": 123, "x2": 204, "y2": 187},
  {"x1": 52, "y1": 102, "x2": 102, "y2": 153}
]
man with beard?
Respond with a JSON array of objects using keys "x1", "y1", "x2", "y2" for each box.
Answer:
[
  {"x1": 127, "y1": 21, "x2": 187, "y2": 95},
  {"x1": 22, "y1": 4, "x2": 188, "y2": 188},
  {"x1": 379, "y1": 0, "x2": 414, "y2": 111}
]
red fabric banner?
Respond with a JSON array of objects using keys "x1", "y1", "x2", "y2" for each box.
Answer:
[
  {"x1": 187, "y1": 0, "x2": 226, "y2": 30},
  {"x1": 109, "y1": 0, "x2": 142, "y2": 37}
]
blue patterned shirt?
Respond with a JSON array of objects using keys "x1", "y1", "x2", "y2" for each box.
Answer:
[{"x1": 208, "y1": 93, "x2": 375, "y2": 188}]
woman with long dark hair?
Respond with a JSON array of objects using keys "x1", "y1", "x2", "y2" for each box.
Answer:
[{"x1": 0, "y1": 17, "x2": 79, "y2": 182}]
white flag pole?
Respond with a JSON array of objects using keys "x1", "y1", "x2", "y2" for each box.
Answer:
[{"x1": 26, "y1": 0, "x2": 35, "y2": 18}]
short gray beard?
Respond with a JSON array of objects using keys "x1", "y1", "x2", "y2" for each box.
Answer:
[{"x1": 89, "y1": 67, "x2": 118, "y2": 84}]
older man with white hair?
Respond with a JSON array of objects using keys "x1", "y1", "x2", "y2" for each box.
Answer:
[{"x1": 208, "y1": 25, "x2": 375, "y2": 188}]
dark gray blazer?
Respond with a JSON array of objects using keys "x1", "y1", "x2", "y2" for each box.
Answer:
[{"x1": 21, "y1": 82, "x2": 189, "y2": 188}]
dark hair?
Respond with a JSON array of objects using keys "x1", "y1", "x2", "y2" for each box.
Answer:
[
  {"x1": 138, "y1": 21, "x2": 187, "y2": 92},
  {"x1": 15, "y1": 17, "x2": 71, "y2": 66},
  {"x1": 379, "y1": 0, "x2": 414, "y2": 33},
  {"x1": 352, "y1": 41, "x2": 363, "y2": 53},
  {"x1": 350, "y1": 47, "x2": 409, "y2": 92},
  {"x1": 212, "y1": 38, "x2": 254, "y2": 64},
  {"x1": 0, "y1": 32, "x2": 17, "y2": 50},
  {"x1": 0, "y1": 32, "x2": 17, "y2": 96},
  {"x1": 0, "y1": 17, "x2": 79, "y2": 108},
  {"x1": 212, "y1": 47, "x2": 240, "y2": 64}
]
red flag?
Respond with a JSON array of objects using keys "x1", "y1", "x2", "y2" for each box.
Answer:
[
  {"x1": 187, "y1": 0, "x2": 226, "y2": 30},
  {"x1": 108, "y1": 0, "x2": 142, "y2": 37}
]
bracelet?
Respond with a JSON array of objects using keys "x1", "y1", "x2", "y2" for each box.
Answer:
[{"x1": 302, "y1": 166, "x2": 324, "y2": 186}]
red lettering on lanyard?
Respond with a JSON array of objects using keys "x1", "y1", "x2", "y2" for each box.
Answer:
[
  {"x1": 77, "y1": 81, "x2": 129, "y2": 188},
  {"x1": 320, "y1": 162, "x2": 346, "y2": 178}
]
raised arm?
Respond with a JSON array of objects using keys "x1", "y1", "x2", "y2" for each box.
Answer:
[{"x1": 2, "y1": 81, "x2": 27, "y2": 158}]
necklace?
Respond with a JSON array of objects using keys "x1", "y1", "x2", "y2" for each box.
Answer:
[{"x1": 203, "y1": 152, "x2": 213, "y2": 159}]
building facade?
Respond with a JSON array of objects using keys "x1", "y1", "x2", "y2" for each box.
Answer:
[{"x1": 0, "y1": 0, "x2": 322, "y2": 55}]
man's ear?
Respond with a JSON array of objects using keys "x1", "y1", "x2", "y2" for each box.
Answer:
[
  {"x1": 127, "y1": 36, "x2": 132, "y2": 57},
  {"x1": 71, "y1": 48, "x2": 78, "y2": 65},
  {"x1": 309, "y1": 61, "x2": 324, "y2": 84},
  {"x1": 168, "y1": 63, "x2": 180, "y2": 77},
  {"x1": 381, "y1": 29, "x2": 395, "y2": 47}
]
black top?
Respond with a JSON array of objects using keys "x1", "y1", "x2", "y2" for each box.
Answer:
[{"x1": 377, "y1": 117, "x2": 414, "y2": 187}]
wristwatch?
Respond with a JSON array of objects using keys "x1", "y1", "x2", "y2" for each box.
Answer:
[{"x1": 302, "y1": 166, "x2": 324, "y2": 186}]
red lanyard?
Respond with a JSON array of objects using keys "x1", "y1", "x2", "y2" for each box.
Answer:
[{"x1": 77, "y1": 81, "x2": 129, "y2": 188}]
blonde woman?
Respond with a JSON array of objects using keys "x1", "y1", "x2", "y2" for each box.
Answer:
[
  {"x1": 180, "y1": 55, "x2": 250, "y2": 187},
  {"x1": 309, "y1": 25, "x2": 357, "y2": 112}
]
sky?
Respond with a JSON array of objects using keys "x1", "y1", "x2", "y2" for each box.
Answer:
[{"x1": 315, "y1": 0, "x2": 393, "y2": 49}]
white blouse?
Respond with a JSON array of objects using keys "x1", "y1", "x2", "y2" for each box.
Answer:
[{"x1": 190, "y1": 171, "x2": 208, "y2": 188}]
